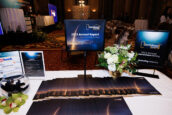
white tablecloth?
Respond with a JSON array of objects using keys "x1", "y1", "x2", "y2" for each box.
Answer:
[
  {"x1": 0, "y1": 8, "x2": 26, "y2": 33},
  {"x1": 36, "y1": 16, "x2": 55, "y2": 27},
  {"x1": 0, "y1": 69, "x2": 172, "y2": 115}
]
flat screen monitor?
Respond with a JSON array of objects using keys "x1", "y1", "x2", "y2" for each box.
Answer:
[
  {"x1": 0, "y1": 51, "x2": 23, "y2": 79},
  {"x1": 0, "y1": 22, "x2": 3, "y2": 35},
  {"x1": 135, "y1": 30, "x2": 169, "y2": 68},
  {"x1": 48, "y1": 3, "x2": 58, "y2": 23},
  {"x1": 65, "y1": 19, "x2": 105, "y2": 51}
]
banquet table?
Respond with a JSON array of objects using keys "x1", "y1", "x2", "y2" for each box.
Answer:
[
  {"x1": 0, "y1": 8, "x2": 26, "y2": 33},
  {"x1": 36, "y1": 16, "x2": 55, "y2": 27},
  {"x1": 0, "y1": 69, "x2": 172, "y2": 115}
]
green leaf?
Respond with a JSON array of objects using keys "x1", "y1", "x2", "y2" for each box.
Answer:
[
  {"x1": 0, "y1": 97, "x2": 6, "y2": 101},
  {"x1": 105, "y1": 46, "x2": 112, "y2": 52},
  {"x1": 21, "y1": 94, "x2": 28, "y2": 100},
  {"x1": 6, "y1": 98, "x2": 13, "y2": 105},
  {"x1": 18, "y1": 100, "x2": 25, "y2": 106},
  {"x1": 132, "y1": 68, "x2": 137, "y2": 73},
  {"x1": 17, "y1": 93, "x2": 23, "y2": 96},
  {"x1": 0, "y1": 104, "x2": 5, "y2": 109},
  {"x1": 12, "y1": 94, "x2": 19, "y2": 100},
  {"x1": 119, "y1": 68, "x2": 123, "y2": 73},
  {"x1": 14, "y1": 99, "x2": 21, "y2": 106},
  {"x1": 118, "y1": 55, "x2": 123, "y2": 63},
  {"x1": 13, "y1": 107, "x2": 19, "y2": 112},
  {"x1": 129, "y1": 69, "x2": 132, "y2": 72},
  {"x1": 3, "y1": 107, "x2": 12, "y2": 114},
  {"x1": 98, "y1": 57, "x2": 106, "y2": 63},
  {"x1": 100, "y1": 63, "x2": 108, "y2": 68}
]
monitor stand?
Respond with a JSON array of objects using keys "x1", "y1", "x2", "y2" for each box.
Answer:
[{"x1": 77, "y1": 51, "x2": 93, "y2": 79}]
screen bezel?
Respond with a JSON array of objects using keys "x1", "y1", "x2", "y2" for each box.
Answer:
[
  {"x1": 64, "y1": 19, "x2": 106, "y2": 51},
  {"x1": 134, "y1": 30, "x2": 170, "y2": 69}
]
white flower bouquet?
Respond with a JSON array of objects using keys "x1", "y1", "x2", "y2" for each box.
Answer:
[{"x1": 98, "y1": 44, "x2": 137, "y2": 74}]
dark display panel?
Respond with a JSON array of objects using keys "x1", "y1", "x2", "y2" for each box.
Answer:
[
  {"x1": 135, "y1": 31, "x2": 169, "y2": 68},
  {"x1": 65, "y1": 20, "x2": 105, "y2": 51}
]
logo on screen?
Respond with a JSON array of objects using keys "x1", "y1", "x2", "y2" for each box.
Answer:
[
  {"x1": 86, "y1": 24, "x2": 100, "y2": 30},
  {"x1": 140, "y1": 41, "x2": 161, "y2": 49}
]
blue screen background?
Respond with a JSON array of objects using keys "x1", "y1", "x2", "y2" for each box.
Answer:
[
  {"x1": 65, "y1": 20, "x2": 105, "y2": 51},
  {"x1": 136, "y1": 31, "x2": 169, "y2": 45}
]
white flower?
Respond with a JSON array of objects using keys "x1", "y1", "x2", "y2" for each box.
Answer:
[
  {"x1": 108, "y1": 64, "x2": 116, "y2": 72},
  {"x1": 107, "y1": 56, "x2": 114, "y2": 64},
  {"x1": 112, "y1": 54, "x2": 119, "y2": 63},
  {"x1": 107, "y1": 55, "x2": 119, "y2": 64},
  {"x1": 128, "y1": 51, "x2": 135, "y2": 60},
  {"x1": 104, "y1": 52, "x2": 112, "y2": 59}
]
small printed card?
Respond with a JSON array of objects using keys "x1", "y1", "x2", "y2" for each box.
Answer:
[{"x1": 20, "y1": 51, "x2": 45, "y2": 79}]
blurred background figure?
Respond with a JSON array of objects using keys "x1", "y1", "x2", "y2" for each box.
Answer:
[
  {"x1": 117, "y1": 30, "x2": 129, "y2": 46},
  {"x1": 160, "y1": 6, "x2": 172, "y2": 24}
]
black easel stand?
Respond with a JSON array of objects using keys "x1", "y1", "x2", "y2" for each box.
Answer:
[
  {"x1": 78, "y1": 51, "x2": 92, "y2": 79},
  {"x1": 84, "y1": 51, "x2": 87, "y2": 80},
  {"x1": 133, "y1": 69, "x2": 159, "y2": 79}
]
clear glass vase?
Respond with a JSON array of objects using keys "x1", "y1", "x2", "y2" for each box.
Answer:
[
  {"x1": 0, "y1": 75, "x2": 29, "y2": 97},
  {"x1": 109, "y1": 71, "x2": 121, "y2": 79}
]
